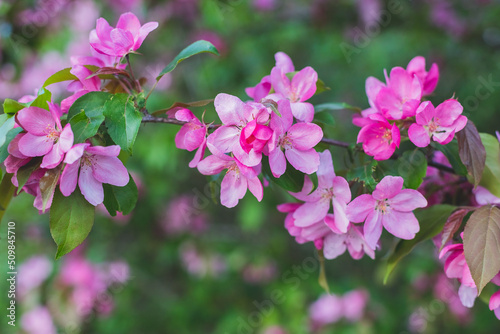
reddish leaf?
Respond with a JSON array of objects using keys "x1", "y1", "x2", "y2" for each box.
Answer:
[
  {"x1": 463, "y1": 205, "x2": 500, "y2": 295},
  {"x1": 457, "y1": 121, "x2": 486, "y2": 187},
  {"x1": 440, "y1": 208, "x2": 473, "y2": 251},
  {"x1": 39, "y1": 166, "x2": 62, "y2": 213}
]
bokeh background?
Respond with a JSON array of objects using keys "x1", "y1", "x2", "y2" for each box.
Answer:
[{"x1": 1, "y1": 0, "x2": 500, "y2": 333}]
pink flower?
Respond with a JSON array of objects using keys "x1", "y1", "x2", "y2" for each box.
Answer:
[
  {"x1": 406, "y1": 56, "x2": 439, "y2": 96},
  {"x1": 21, "y1": 307, "x2": 57, "y2": 334},
  {"x1": 89, "y1": 12, "x2": 158, "y2": 57},
  {"x1": 342, "y1": 290, "x2": 369, "y2": 322},
  {"x1": 197, "y1": 154, "x2": 263, "y2": 208},
  {"x1": 375, "y1": 67, "x2": 422, "y2": 120},
  {"x1": 18, "y1": 255, "x2": 53, "y2": 299},
  {"x1": 60, "y1": 144, "x2": 129, "y2": 206},
  {"x1": 207, "y1": 93, "x2": 271, "y2": 167},
  {"x1": 268, "y1": 65, "x2": 318, "y2": 122},
  {"x1": 323, "y1": 224, "x2": 376, "y2": 260},
  {"x1": 61, "y1": 65, "x2": 102, "y2": 114},
  {"x1": 291, "y1": 150, "x2": 351, "y2": 234},
  {"x1": 161, "y1": 195, "x2": 208, "y2": 235},
  {"x1": 439, "y1": 241, "x2": 475, "y2": 288},
  {"x1": 474, "y1": 186, "x2": 500, "y2": 206},
  {"x1": 309, "y1": 294, "x2": 344, "y2": 328},
  {"x1": 240, "y1": 119, "x2": 273, "y2": 155},
  {"x1": 174, "y1": 108, "x2": 207, "y2": 168},
  {"x1": 490, "y1": 290, "x2": 500, "y2": 320},
  {"x1": 16, "y1": 104, "x2": 74, "y2": 169},
  {"x1": 357, "y1": 113, "x2": 400, "y2": 160},
  {"x1": 347, "y1": 175, "x2": 427, "y2": 248},
  {"x1": 4, "y1": 133, "x2": 31, "y2": 174},
  {"x1": 408, "y1": 99, "x2": 467, "y2": 147},
  {"x1": 268, "y1": 100, "x2": 323, "y2": 177},
  {"x1": 246, "y1": 52, "x2": 295, "y2": 102}
]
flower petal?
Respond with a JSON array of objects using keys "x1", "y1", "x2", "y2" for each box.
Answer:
[
  {"x1": 78, "y1": 164, "x2": 104, "y2": 206},
  {"x1": 60, "y1": 162, "x2": 80, "y2": 197},
  {"x1": 382, "y1": 211, "x2": 420, "y2": 240},
  {"x1": 92, "y1": 155, "x2": 129, "y2": 187}
]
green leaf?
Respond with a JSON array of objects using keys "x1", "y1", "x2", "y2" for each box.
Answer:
[
  {"x1": 479, "y1": 133, "x2": 500, "y2": 197},
  {"x1": 103, "y1": 93, "x2": 143, "y2": 153},
  {"x1": 456, "y1": 121, "x2": 486, "y2": 187},
  {"x1": 102, "y1": 175, "x2": 138, "y2": 216},
  {"x1": 67, "y1": 91, "x2": 111, "y2": 120},
  {"x1": 314, "y1": 102, "x2": 361, "y2": 113},
  {"x1": 0, "y1": 127, "x2": 23, "y2": 164},
  {"x1": 16, "y1": 159, "x2": 41, "y2": 195},
  {"x1": 50, "y1": 189, "x2": 95, "y2": 260},
  {"x1": 261, "y1": 156, "x2": 305, "y2": 192},
  {"x1": 29, "y1": 88, "x2": 52, "y2": 110},
  {"x1": 156, "y1": 40, "x2": 219, "y2": 80},
  {"x1": 42, "y1": 67, "x2": 78, "y2": 87},
  {"x1": 2, "y1": 99, "x2": 26, "y2": 116},
  {"x1": 313, "y1": 112, "x2": 335, "y2": 126},
  {"x1": 315, "y1": 79, "x2": 331, "y2": 95},
  {"x1": 0, "y1": 115, "x2": 16, "y2": 148},
  {"x1": 395, "y1": 149, "x2": 428, "y2": 189},
  {"x1": 0, "y1": 173, "x2": 16, "y2": 224},
  {"x1": 384, "y1": 204, "x2": 456, "y2": 283},
  {"x1": 69, "y1": 111, "x2": 105, "y2": 144},
  {"x1": 463, "y1": 205, "x2": 500, "y2": 295},
  {"x1": 431, "y1": 140, "x2": 468, "y2": 176},
  {"x1": 346, "y1": 160, "x2": 378, "y2": 192}
]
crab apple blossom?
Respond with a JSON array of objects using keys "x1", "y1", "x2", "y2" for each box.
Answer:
[
  {"x1": 268, "y1": 64, "x2": 318, "y2": 122},
  {"x1": 268, "y1": 99, "x2": 323, "y2": 177},
  {"x1": 61, "y1": 65, "x2": 102, "y2": 114},
  {"x1": 89, "y1": 12, "x2": 158, "y2": 57},
  {"x1": 357, "y1": 113, "x2": 400, "y2": 160},
  {"x1": 173, "y1": 108, "x2": 207, "y2": 168},
  {"x1": 196, "y1": 154, "x2": 263, "y2": 208},
  {"x1": 346, "y1": 175, "x2": 427, "y2": 249},
  {"x1": 322, "y1": 224, "x2": 376, "y2": 260},
  {"x1": 16, "y1": 104, "x2": 74, "y2": 169},
  {"x1": 490, "y1": 291, "x2": 500, "y2": 320},
  {"x1": 439, "y1": 240, "x2": 475, "y2": 288},
  {"x1": 291, "y1": 150, "x2": 351, "y2": 234},
  {"x1": 408, "y1": 99, "x2": 467, "y2": 147},
  {"x1": 375, "y1": 67, "x2": 422, "y2": 120},
  {"x1": 60, "y1": 144, "x2": 129, "y2": 206},
  {"x1": 406, "y1": 56, "x2": 440, "y2": 96},
  {"x1": 207, "y1": 93, "x2": 271, "y2": 167}
]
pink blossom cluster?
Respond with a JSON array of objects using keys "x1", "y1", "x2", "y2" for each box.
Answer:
[
  {"x1": 280, "y1": 150, "x2": 427, "y2": 259},
  {"x1": 439, "y1": 233, "x2": 500, "y2": 319},
  {"x1": 175, "y1": 52, "x2": 323, "y2": 208},
  {"x1": 2, "y1": 12, "x2": 158, "y2": 210},
  {"x1": 309, "y1": 289, "x2": 369, "y2": 330},
  {"x1": 18, "y1": 249, "x2": 130, "y2": 333},
  {"x1": 354, "y1": 56, "x2": 467, "y2": 160}
]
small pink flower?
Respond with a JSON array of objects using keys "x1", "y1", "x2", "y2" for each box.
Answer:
[
  {"x1": 473, "y1": 186, "x2": 500, "y2": 206},
  {"x1": 61, "y1": 65, "x2": 102, "y2": 114},
  {"x1": 18, "y1": 255, "x2": 53, "y2": 299},
  {"x1": 439, "y1": 240, "x2": 476, "y2": 288},
  {"x1": 60, "y1": 144, "x2": 129, "y2": 206},
  {"x1": 21, "y1": 307, "x2": 57, "y2": 334},
  {"x1": 490, "y1": 290, "x2": 500, "y2": 320},
  {"x1": 268, "y1": 100, "x2": 323, "y2": 177},
  {"x1": 268, "y1": 65, "x2": 318, "y2": 122},
  {"x1": 357, "y1": 113, "x2": 400, "y2": 160},
  {"x1": 323, "y1": 224, "x2": 376, "y2": 260},
  {"x1": 291, "y1": 150, "x2": 351, "y2": 234},
  {"x1": 197, "y1": 154, "x2": 263, "y2": 208},
  {"x1": 89, "y1": 12, "x2": 158, "y2": 57},
  {"x1": 240, "y1": 119, "x2": 273, "y2": 155},
  {"x1": 408, "y1": 99, "x2": 467, "y2": 147},
  {"x1": 309, "y1": 294, "x2": 344, "y2": 328},
  {"x1": 406, "y1": 56, "x2": 439, "y2": 96},
  {"x1": 375, "y1": 67, "x2": 422, "y2": 120},
  {"x1": 174, "y1": 108, "x2": 207, "y2": 168},
  {"x1": 342, "y1": 290, "x2": 369, "y2": 322},
  {"x1": 16, "y1": 104, "x2": 74, "y2": 169},
  {"x1": 347, "y1": 175, "x2": 427, "y2": 248}
]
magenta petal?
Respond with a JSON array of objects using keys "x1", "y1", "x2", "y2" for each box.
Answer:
[
  {"x1": 372, "y1": 176, "x2": 404, "y2": 201},
  {"x1": 134, "y1": 22, "x2": 159, "y2": 50},
  {"x1": 290, "y1": 102, "x2": 314, "y2": 123},
  {"x1": 285, "y1": 148, "x2": 319, "y2": 174},
  {"x1": 58, "y1": 124, "x2": 74, "y2": 152},
  {"x1": 60, "y1": 162, "x2": 80, "y2": 197},
  {"x1": 288, "y1": 123, "x2": 323, "y2": 150},
  {"x1": 383, "y1": 211, "x2": 420, "y2": 240},
  {"x1": 408, "y1": 124, "x2": 430, "y2": 147},
  {"x1": 85, "y1": 145, "x2": 120, "y2": 157},
  {"x1": 184, "y1": 127, "x2": 206, "y2": 152},
  {"x1": 110, "y1": 29, "x2": 134, "y2": 53},
  {"x1": 435, "y1": 99, "x2": 463, "y2": 127},
  {"x1": 64, "y1": 143, "x2": 89, "y2": 164},
  {"x1": 17, "y1": 107, "x2": 54, "y2": 135},
  {"x1": 175, "y1": 125, "x2": 190, "y2": 150},
  {"x1": 291, "y1": 66, "x2": 318, "y2": 101},
  {"x1": 188, "y1": 137, "x2": 207, "y2": 168},
  {"x1": 332, "y1": 198, "x2": 349, "y2": 234},
  {"x1": 489, "y1": 291, "x2": 500, "y2": 311},
  {"x1": 78, "y1": 164, "x2": 104, "y2": 206},
  {"x1": 8, "y1": 133, "x2": 28, "y2": 158},
  {"x1": 293, "y1": 200, "x2": 329, "y2": 227},
  {"x1": 274, "y1": 52, "x2": 294, "y2": 73},
  {"x1": 95, "y1": 17, "x2": 113, "y2": 41},
  {"x1": 19, "y1": 133, "x2": 54, "y2": 157},
  {"x1": 363, "y1": 210, "x2": 383, "y2": 249},
  {"x1": 40, "y1": 143, "x2": 63, "y2": 169},
  {"x1": 197, "y1": 154, "x2": 232, "y2": 175},
  {"x1": 247, "y1": 176, "x2": 263, "y2": 202},
  {"x1": 316, "y1": 150, "x2": 335, "y2": 188},
  {"x1": 365, "y1": 76, "x2": 385, "y2": 109},
  {"x1": 116, "y1": 12, "x2": 141, "y2": 36},
  {"x1": 270, "y1": 67, "x2": 291, "y2": 98},
  {"x1": 214, "y1": 94, "x2": 245, "y2": 125},
  {"x1": 389, "y1": 189, "x2": 427, "y2": 211},
  {"x1": 423, "y1": 63, "x2": 439, "y2": 95},
  {"x1": 332, "y1": 176, "x2": 352, "y2": 203},
  {"x1": 346, "y1": 194, "x2": 376, "y2": 223},
  {"x1": 269, "y1": 148, "x2": 287, "y2": 178},
  {"x1": 220, "y1": 170, "x2": 246, "y2": 208},
  {"x1": 92, "y1": 155, "x2": 129, "y2": 187},
  {"x1": 323, "y1": 233, "x2": 347, "y2": 260}
]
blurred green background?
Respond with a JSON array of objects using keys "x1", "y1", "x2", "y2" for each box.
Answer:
[{"x1": 1, "y1": 0, "x2": 500, "y2": 333}]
